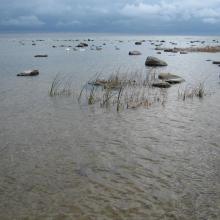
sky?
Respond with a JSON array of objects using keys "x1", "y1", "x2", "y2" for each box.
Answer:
[{"x1": 0, "y1": 0, "x2": 220, "y2": 34}]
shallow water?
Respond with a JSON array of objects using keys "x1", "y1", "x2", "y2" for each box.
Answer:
[{"x1": 0, "y1": 33, "x2": 220, "y2": 220}]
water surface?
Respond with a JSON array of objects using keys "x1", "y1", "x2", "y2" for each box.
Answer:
[{"x1": 0, "y1": 33, "x2": 220, "y2": 220}]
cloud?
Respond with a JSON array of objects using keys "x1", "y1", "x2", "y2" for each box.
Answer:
[
  {"x1": 56, "y1": 20, "x2": 81, "y2": 27},
  {"x1": 0, "y1": 0, "x2": 219, "y2": 33},
  {"x1": 1, "y1": 15, "x2": 45, "y2": 27},
  {"x1": 203, "y1": 18, "x2": 219, "y2": 24},
  {"x1": 120, "y1": 0, "x2": 220, "y2": 24}
]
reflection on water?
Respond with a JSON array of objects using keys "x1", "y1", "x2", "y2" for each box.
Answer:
[{"x1": 0, "y1": 33, "x2": 220, "y2": 219}]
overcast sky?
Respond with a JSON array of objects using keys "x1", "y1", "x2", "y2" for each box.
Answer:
[{"x1": 0, "y1": 0, "x2": 220, "y2": 34}]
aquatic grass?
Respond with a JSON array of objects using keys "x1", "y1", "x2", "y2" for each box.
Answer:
[
  {"x1": 178, "y1": 83, "x2": 206, "y2": 100},
  {"x1": 78, "y1": 69, "x2": 168, "y2": 111},
  {"x1": 49, "y1": 74, "x2": 74, "y2": 97}
]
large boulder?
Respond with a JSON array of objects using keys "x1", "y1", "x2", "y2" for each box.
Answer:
[
  {"x1": 145, "y1": 56, "x2": 168, "y2": 66},
  {"x1": 129, "y1": 51, "x2": 141, "y2": 55},
  {"x1": 17, "y1": 70, "x2": 39, "y2": 76}
]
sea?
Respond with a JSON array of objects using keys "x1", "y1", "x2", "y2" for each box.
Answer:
[{"x1": 0, "y1": 33, "x2": 220, "y2": 220}]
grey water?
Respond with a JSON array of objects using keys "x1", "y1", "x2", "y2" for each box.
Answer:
[{"x1": 0, "y1": 33, "x2": 220, "y2": 220}]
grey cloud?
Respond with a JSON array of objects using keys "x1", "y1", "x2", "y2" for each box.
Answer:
[
  {"x1": 0, "y1": 0, "x2": 219, "y2": 34},
  {"x1": 0, "y1": 16, "x2": 45, "y2": 27}
]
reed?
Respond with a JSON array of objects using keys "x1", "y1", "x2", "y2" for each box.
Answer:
[
  {"x1": 178, "y1": 83, "x2": 206, "y2": 100},
  {"x1": 78, "y1": 69, "x2": 167, "y2": 111},
  {"x1": 49, "y1": 74, "x2": 73, "y2": 96}
]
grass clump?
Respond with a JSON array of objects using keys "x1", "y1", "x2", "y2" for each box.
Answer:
[
  {"x1": 78, "y1": 69, "x2": 167, "y2": 112},
  {"x1": 178, "y1": 83, "x2": 206, "y2": 100},
  {"x1": 49, "y1": 74, "x2": 74, "y2": 96}
]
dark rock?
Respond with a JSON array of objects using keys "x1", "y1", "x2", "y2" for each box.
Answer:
[
  {"x1": 157, "y1": 52, "x2": 161, "y2": 54},
  {"x1": 76, "y1": 42, "x2": 88, "y2": 47},
  {"x1": 135, "y1": 42, "x2": 142, "y2": 45},
  {"x1": 152, "y1": 81, "x2": 171, "y2": 88},
  {"x1": 129, "y1": 51, "x2": 141, "y2": 55},
  {"x1": 145, "y1": 56, "x2": 168, "y2": 67},
  {"x1": 180, "y1": 51, "x2": 188, "y2": 54},
  {"x1": 164, "y1": 49, "x2": 173, "y2": 52},
  {"x1": 34, "y1": 54, "x2": 48, "y2": 57},
  {"x1": 213, "y1": 61, "x2": 220, "y2": 64},
  {"x1": 164, "y1": 49, "x2": 178, "y2": 53},
  {"x1": 155, "y1": 47, "x2": 163, "y2": 51},
  {"x1": 17, "y1": 70, "x2": 39, "y2": 76}
]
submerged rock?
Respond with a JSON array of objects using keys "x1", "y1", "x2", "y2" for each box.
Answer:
[
  {"x1": 17, "y1": 70, "x2": 39, "y2": 76},
  {"x1": 129, "y1": 51, "x2": 141, "y2": 55},
  {"x1": 145, "y1": 56, "x2": 168, "y2": 67}
]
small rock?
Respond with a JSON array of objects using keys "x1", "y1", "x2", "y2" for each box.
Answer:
[
  {"x1": 135, "y1": 42, "x2": 142, "y2": 45},
  {"x1": 129, "y1": 51, "x2": 141, "y2": 55},
  {"x1": 76, "y1": 42, "x2": 88, "y2": 47},
  {"x1": 17, "y1": 70, "x2": 39, "y2": 76},
  {"x1": 213, "y1": 61, "x2": 220, "y2": 64},
  {"x1": 152, "y1": 81, "x2": 171, "y2": 88},
  {"x1": 34, "y1": 54, "x2": 48, "y2": 57}
]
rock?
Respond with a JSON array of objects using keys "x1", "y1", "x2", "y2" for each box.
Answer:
[
  {"x1": 152, "y1": 81, "x2": 171, "y2": 88},
  {"x1": 158, "y1": 73, "x2": 181, "y2": 80},
  {"x1": 76, "y1": 42, "x2": 88, "y2": 47},
  {"x1": 155, "y1": 47, "x2": 163, "y2": 50},
  {"x1": 135, "y1": 42, "x2": 142, "y2": 45},
  {"x1": 96, "y1": 46, "x2": 102, "y2": 51},
  {"x1": 164, "y1": 49, "x2": 178, "y2": 53},
  {"x1": 165, "y1": 78, "x2": 185, "y2": 84},
  {"x1": 17, "y1": 70, "x2": 39, "y2": 76},
  {"x1": 145, "y1": 56, "x2": 168, "y2": 67},
  {"x1": 213, "y1": 61, "x2": 220, "y2": 64},
  {"x1": 34, "y1": 54, "x2": 48, "y2": 57},
  {"x1": 157, "y1": 52, "x2": 161, "y2": 54},
  {"x1": 129, "y1": 51, "x2": 141, "y2": 55},
  {"x1": 88, "y1": 79, "x2": 107, "y2": 86},
  {"x1": 158, "y1": 73, "x2": 185, "y2": 84},
  {"x1": 180, "y1": 51, "x2": 188, "y2": 54}
]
